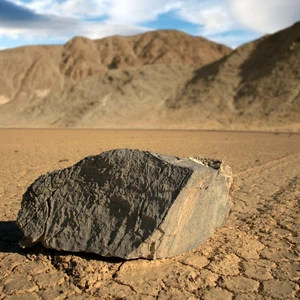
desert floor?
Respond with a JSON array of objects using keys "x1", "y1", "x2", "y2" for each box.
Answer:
[{"x1": 0, "y1": 129, "x2": 299, "y2": 299}]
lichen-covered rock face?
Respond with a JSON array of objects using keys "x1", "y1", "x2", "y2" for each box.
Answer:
[{"x1": 17, "y1": 149, "x2": 233, "y2": 259}]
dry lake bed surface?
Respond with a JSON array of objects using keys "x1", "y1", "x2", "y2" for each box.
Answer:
[{"x1": 0, "y1": 129, "x2": 299, "y2": 299}]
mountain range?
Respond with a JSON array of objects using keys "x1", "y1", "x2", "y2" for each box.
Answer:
[{"x1": 0, "y1": 22, "x2": 299, "y2": 131}]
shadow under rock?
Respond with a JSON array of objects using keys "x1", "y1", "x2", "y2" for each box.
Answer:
[
  {"x1": 0, "y1": 221, "x2": 125, "y2": 263},
  {"x1": 0, "y1": 221, "x2": 24, "y2": 253}
]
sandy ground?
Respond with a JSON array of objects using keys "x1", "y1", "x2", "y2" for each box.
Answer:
[{"x1": 0, "y1": 129, "x2": 299, "y2": 299}]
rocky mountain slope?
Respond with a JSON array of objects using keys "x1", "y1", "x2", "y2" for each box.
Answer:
[
  {"x1": 0, "y1": 30, "x2": 230, "y2": 105},
  {"x1": 0, "y1": 24, "x2": 299, "y2": 131},
  {"x1": 171, "y1": 22, "x2": 300, "y2": 130}
]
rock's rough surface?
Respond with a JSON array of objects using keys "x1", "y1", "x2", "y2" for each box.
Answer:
[{"x1": 17, "y1": 149, "x2": 233, "y2": 259}]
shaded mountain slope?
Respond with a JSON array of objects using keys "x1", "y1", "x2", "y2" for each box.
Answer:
[{"x1": 172, "y1": 22, "x2": 300, "y2": 124}]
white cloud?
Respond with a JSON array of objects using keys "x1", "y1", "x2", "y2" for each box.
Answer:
[
  {"x1": 11, "y1": 0, "x2": 232, "y2": 31},
  {"x1": 2, "y1": 0, "x2": 149, "y2": 41},
  {"x1": 3, "y1": 0, "x2": 185, "y2": 42},
  {"x1": 10, "y1": 0, "x2": 180, "y2": 21},
  {"x1": 229, "y1": 0, "x2": 300, "y2": 33},
  {"x1": 0, "y1": 22, "x2": 149, "y2": 42},
  {"x1": 79, "y1": 22, "x2": 149, "y2": 40},
  {"x1": 107, "y1": 0, "x2": 177, "y2": 24},
  {"x1": 9, "y1": 0, "x2": 109, "y2": 18},
  {"x1": 173, "y1": 0, "x2": 233, "y2": 36},
  {"x1": 195, "y1": 5, "x2": 233, "y2": 35}
]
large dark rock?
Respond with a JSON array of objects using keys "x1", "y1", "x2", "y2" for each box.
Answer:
[{"x1": 17, "y1": 149, "x2": 233, "y2": 259}]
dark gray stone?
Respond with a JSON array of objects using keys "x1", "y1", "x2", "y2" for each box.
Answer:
[{"x1": 17, "y1": 149, "x2": 233, "y2": 259}]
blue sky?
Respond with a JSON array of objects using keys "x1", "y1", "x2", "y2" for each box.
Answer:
[{"x1": 0, "y1": 0, "x2": 299, "y2": 50}]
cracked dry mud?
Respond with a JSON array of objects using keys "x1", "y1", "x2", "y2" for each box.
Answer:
[{"x1": 0, "y1": 129, "x2": 299, "y2": 299}]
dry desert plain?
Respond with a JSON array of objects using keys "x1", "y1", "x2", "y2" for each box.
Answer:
[{"x1": 0, "y1": 129, "x2": 299, "y2": 299}]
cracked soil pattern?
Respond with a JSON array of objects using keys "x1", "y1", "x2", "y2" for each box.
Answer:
[{"x1": 0, "y1": 129, "x2": 299, "y2": 299}]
